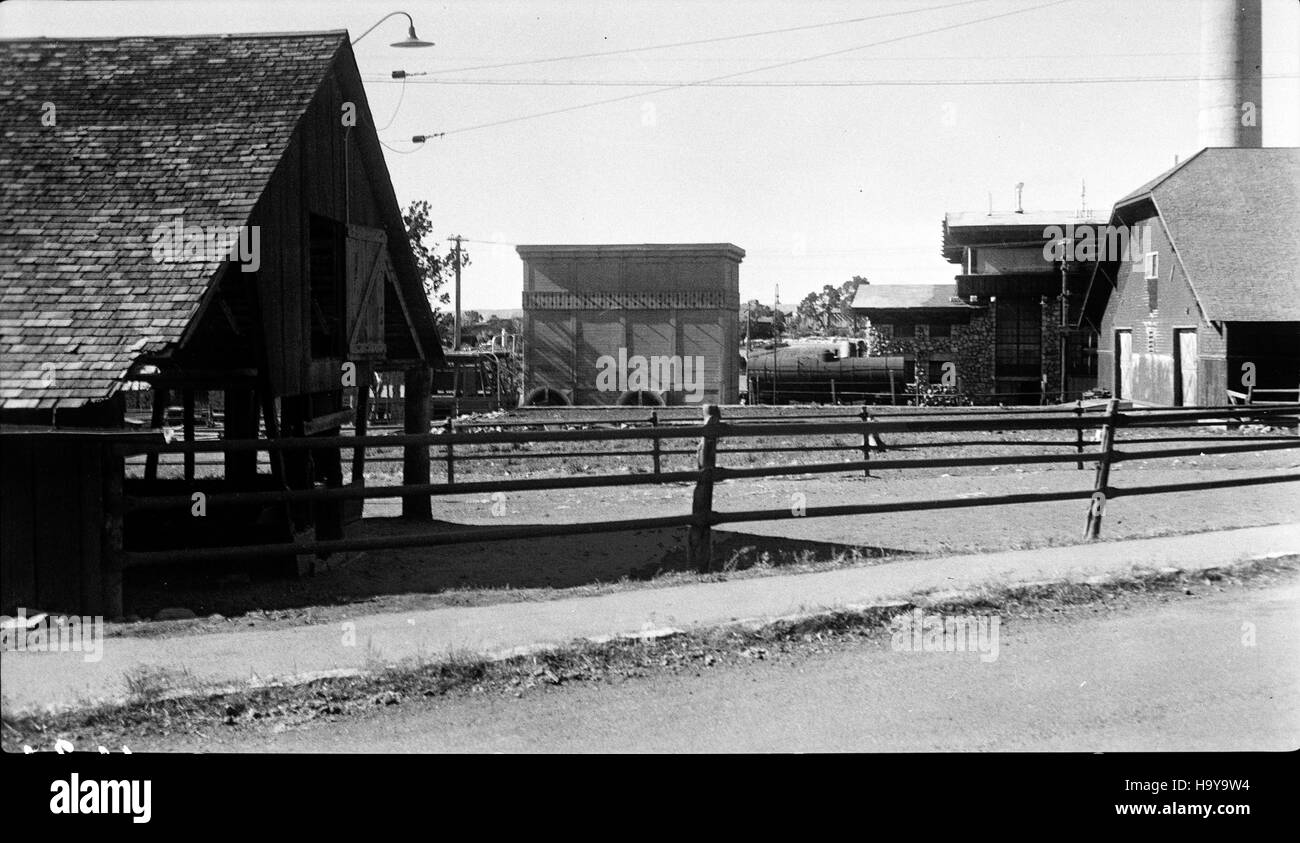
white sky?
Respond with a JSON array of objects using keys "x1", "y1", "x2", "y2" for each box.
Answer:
[{"x1": 3, "y1": 0, "x2": 1298, "y2": 311}]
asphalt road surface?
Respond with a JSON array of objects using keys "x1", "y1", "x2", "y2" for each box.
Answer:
[{"x1": 154, "y1": 577, "x2": 1300, "y2": 752}]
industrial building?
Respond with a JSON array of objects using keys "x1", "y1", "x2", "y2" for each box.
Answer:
[
  {"x1": 518, "y1": 244, "x2": 744, "y2": 406},
  {"x1": 849, "y1": 209, "x2": 1104, "y2": 404}
]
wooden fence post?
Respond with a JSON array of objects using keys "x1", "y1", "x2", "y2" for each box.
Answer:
[
  {"x1": 444, "y1": 416, "x2": 455, "y2": 485},
  {"x1": 687, "y1": 404, "x2": 721, "y2": 572},
  {"x1": 1084, "y1": 398, "x2": 1120, "y2": 540},
  {"x1": 650, "y1": 410, "x2": 661, "y2": 475},
  {"x1": 1074, "y1": 399, "x2": 1084, "y2": 470},
  {"x1": 402, "y1": 366, "x2": 432, "y2": 520},
  {"x1": 860, "y1": 404, "x2": 872, "y2": 477}
]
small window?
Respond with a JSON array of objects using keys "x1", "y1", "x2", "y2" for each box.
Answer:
[
  {"x1": 895, "y1": 323, "x2": 915, "y2": 338},
  {"x1": 1143, "y1": 251, "x2": 1159, "y2": 281},
  {"x1": 930, "y1": 322, "x2": 951, "y2": 338}
]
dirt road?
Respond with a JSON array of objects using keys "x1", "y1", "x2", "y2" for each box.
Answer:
[{"x1": 137, "y1": 574, "x2": 1300, "y2": 753}]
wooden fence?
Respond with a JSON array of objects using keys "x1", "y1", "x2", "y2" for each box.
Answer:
[{"x1": 112, "y1": 402, "x2": 1300, "y2": 586}]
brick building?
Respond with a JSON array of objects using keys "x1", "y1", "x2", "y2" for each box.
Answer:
[{"x1": 1079, "y1": 147, "x2": 1300, "y2": 405}]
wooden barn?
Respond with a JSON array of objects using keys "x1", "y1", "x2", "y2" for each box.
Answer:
[
  {"x1": 1079, "y1": 147, "x2": 1300, "y2": 406},
  {"x1": 0, "y1": 32, "x2": 444, "y2": 615}
]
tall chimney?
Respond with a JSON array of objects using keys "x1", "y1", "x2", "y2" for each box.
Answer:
[{"x1": 1198, "y1": 0, "x2": 1263, "y2": 149}]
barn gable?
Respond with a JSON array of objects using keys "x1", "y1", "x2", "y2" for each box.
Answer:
[{"x1": 0, "y1": 32, "x2": 441, "y2": 415}]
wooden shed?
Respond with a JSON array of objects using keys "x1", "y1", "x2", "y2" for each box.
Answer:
[{"x1": 0, "y1": 32, "x2": 444, "y2": 615}]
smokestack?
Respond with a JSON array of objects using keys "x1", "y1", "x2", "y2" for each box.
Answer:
[{"x1": 1198, "y1": 0, "x2": 1263, "y2": 149}]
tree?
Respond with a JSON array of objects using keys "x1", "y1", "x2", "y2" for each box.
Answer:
[
  {"x1": 840, "y1": 275, "x2": 868, "y2": 333},
  {"x1": 740, "y1": 299, "x2": 774, "y2": 321},
  {"x1": 795, "y1": 285, "x2": 846, "y2": 335},
  {"x1": 402, "y1": 200, "x2": 470, "y2": 341},
  {"x1": 463, "y1": 310, "x2": 483, "y2": 327}
]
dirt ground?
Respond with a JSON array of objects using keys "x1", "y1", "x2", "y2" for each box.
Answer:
[{"x1": 119, "y1": 421, "x2": 1300, "y2": 629}]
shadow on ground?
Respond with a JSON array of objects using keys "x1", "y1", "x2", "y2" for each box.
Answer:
[{"x1": 122, "y1": 517, "x2": 910, "y2": 617}]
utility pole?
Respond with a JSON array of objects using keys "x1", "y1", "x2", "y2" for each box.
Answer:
[{"x1": 451, "y1": 235, "x2": 462, "y2": 350}]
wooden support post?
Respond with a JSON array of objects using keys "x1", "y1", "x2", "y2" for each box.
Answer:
[
  {"x1": 145, "y1": 386, "x2": 167, "y2": 481},
  {"x1": 1074, "y1": 399, "x2": 1084, "y2": 470},
  {"x1": 650, "y1": 410, "x2": 661, "y2": 475},
  {"x1": 687, "y1": 404, "x2": 721, "y2": 572},
  {"x1": 352, "y1": 362, "x2": 371, "y2": 487},
  {"x1": 101, "y1": 444, "x2": 125, "y2": 619},
  {"x1": 444, "y1": 416, "x2": 455, "y2": 485},
  {"x1": 182, "y1": 388, "x2": 196, "y2": 481},
  {"x1": 224, "y1": 387, "x2": 258, "y2": 482},
  {"x1": 1084, "y1": 398, "x2": 1120, "y2": 540},
  {"x1": 831, "y1": 378, "x2": 837, "y2": 405},
  {"x1": 889, "y1": 370, "x2": 897, "y2": 406},
  {"x1": 402, "y1": 365, "x2": 432, "y2": 520}
]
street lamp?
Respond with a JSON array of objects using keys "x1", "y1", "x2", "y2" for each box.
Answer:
[{"x1": 352, "y1": 11, "x2": 434, "y2": 48}]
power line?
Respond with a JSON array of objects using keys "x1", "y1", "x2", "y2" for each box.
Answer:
[
  {"x1": 412, "y1": 0, "x2": 995, "y2": 76},
  {"x1": 370, "y1": 72, "x2": 1300, "y2": 88},
  {"x1": 405, "y1": 0, "x2": 1076, "y2": 142}
]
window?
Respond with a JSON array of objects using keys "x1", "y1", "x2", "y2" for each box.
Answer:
[
  {"x1": 895, "y1": 323, "x2": 915, "y2": 338},
  {"x1": 930, "y1": 322, "x2": 952, "y2": 338},
  {"x1": 309, "y1": 215, "x2": 346, "y2": 358},
  {"x1": 995, "y1": 297, "x2": 1042, "y2": 379},
  {"x1": 1143, "y1": 251, "x2": 1159, "y2": 281}
]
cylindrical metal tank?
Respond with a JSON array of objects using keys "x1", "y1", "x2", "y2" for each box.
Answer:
[{"x1": 745, "y1": 343, "x2": 909, "y2": 404}]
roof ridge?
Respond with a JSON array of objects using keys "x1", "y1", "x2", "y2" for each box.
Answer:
[{"x1": 0, "y1": 30, "x2": 348, "y2": 44}]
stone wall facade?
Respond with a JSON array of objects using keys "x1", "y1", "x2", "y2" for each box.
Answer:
[{"x1": 863, "y1": 312, "x2": 996, "y2": 400}]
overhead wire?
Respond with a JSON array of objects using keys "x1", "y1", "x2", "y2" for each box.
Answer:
[{"x1": 400, "y1": 0, "x2": 1077, "y2": 142}]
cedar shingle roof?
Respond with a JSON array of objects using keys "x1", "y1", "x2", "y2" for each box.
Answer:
[
  {"x1": 0, "y1": 32, "x2": 348, "y2": 409},
  {"x1": 1113, "y1": 147, "x2": 1300, "y2": 323}
]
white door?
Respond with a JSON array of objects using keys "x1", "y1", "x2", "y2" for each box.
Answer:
[
  {"x1": 1177, "y1": 330, "x2": 1198, "y2": 406},
  {"x1": 1116, "y1": 330, "x2": 1133, "y2": 399}
]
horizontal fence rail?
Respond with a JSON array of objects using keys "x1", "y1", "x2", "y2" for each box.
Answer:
[{"x1": 114, "y1": 401, "x2": 1300, "y2": 572}]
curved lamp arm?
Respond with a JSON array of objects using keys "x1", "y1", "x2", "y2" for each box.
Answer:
[{"x1": 353, "y1": 11, "x2": 431, "y2": 46}]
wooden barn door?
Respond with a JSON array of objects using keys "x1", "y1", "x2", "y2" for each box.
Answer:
[
  {"x1": 1175, "y1": 329, "x2": 1198, "y2": 407},
  {"x1": 345, "y1": 225, "x2": 390, "y2": 361},
  {"x1": 1115, "y1": 330, "x2": 1133, "y2": 400}
]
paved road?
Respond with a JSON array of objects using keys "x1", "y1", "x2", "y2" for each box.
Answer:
[
  {"x1": 152, "y1": 577, "x2": 1300, "y2": 752},
  {"x1": 6, "y1": 523, "x2": 1297, "y2": 714}
]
